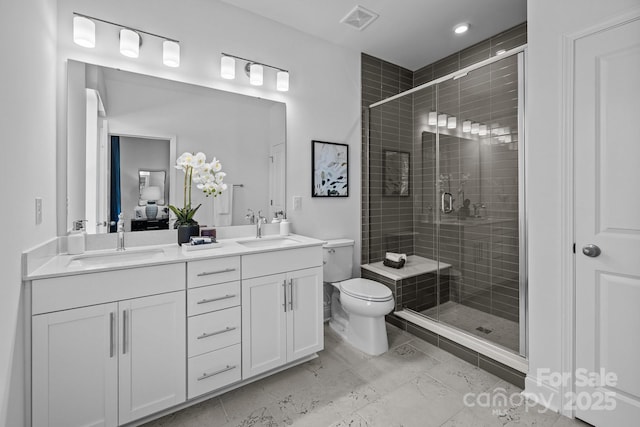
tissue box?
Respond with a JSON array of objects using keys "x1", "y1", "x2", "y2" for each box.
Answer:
[{"x1": 383, "y1": 258, "x2": 406, "y2": 269}]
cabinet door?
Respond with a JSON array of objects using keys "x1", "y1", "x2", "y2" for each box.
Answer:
[
  {"x1": 118, "y1": 291, "x2": 186, "y2": 424},
  {"x1": 287, "y1": 267, "x2": 324, "y2": 361},
  {"x1": 242, "y1": 273, "x2": 288, "y2": 379},
  {"x1": 32, "y1": 303, "x2": 118, "y2": 427}
]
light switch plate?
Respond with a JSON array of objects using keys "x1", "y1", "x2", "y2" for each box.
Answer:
[
  {"x1": 293, "y1": 196, "x2": 302, "y2": 211},
  {"x1": 35, "y1": 198, "x2": 43, "y2": 225}
]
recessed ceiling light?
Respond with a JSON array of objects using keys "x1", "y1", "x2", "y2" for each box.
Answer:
[{"x1": 454, "y1": 23, "x2": 469, "y2": 34}]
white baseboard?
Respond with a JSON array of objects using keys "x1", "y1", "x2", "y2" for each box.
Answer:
[{"x1": 523, "y1": 375, "x2": 562, "y2": 414}]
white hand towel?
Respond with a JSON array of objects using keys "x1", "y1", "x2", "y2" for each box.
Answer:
[
  {"x1": 385, "y1": 252, "x2": 407, "y2": 263},
  {"x1": 213, "y1": 186, "x2": 233, "y2": 226}
]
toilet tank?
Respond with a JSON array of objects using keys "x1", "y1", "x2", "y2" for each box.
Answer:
[{"x1": 323, "y1": 239, "x2": 354, "y2": 282}]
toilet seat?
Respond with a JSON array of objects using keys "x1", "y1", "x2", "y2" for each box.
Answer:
[{"x1": 340, "y1": 278, "x2": 393, "y2": 302}]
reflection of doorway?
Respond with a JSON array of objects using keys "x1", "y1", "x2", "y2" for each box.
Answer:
[{"x1": 109, "y1": 135, "x2": 171, "y2": 232}]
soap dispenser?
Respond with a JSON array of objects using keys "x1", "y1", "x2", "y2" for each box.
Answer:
[
  {"x1": 68, "y1": 219, "x2": 87, "y2": 255},
  {"x1": 279, "y1": 214, "x2": 290, "y2": 236}
]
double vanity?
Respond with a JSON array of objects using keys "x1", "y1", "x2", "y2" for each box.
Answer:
[{"x1": 24, "y1": 233, "x2": 324, "y2": 427}]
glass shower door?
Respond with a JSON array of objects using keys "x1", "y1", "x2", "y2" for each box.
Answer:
[{"x1": 429, "y1": 53, "x2": 523, "y2": 353}]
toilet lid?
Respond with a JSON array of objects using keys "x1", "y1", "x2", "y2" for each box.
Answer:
[{"x1": 340, "y1": 278, "x2": 393, "y2": 302}]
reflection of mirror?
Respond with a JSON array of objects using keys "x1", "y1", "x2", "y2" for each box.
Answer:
[
  {"x1": 384, "y1": 150, "x2": 410, "y2": 196},
  {"x1": 139, "y1": 170, "x2": 166, "y2": 206},
  {"x1": 66, "y1": 60, "x2": 286, "y2": 235}
]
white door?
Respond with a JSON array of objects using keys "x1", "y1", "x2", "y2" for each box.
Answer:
[
  {"x1": 32, "y1": 303, "x2": 118, "y2": 427},
  {"x1": 288, "y1": 267, "x2": 324, "y2": 361},
  {"x1": 118, "y1": 291, "x2": 186, "y2": 424},
  {"x1": 242, "y1": 273, "x2": 288, "y2": 378},
  {"x1": 574, "y1": 14, "x2": 640, "y2": 427}
]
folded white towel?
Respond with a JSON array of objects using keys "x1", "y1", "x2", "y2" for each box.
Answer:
[
  {"x1": 213, "y1": 186, "x2": 233, "y2": 226},
  {"x1": 385, "y1": 252, "x2": 407, "y2": 263}
]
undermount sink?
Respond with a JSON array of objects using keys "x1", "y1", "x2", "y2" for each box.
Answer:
[
  {"x1": 67, "y1": 248, "x2": 166, "y2": 268},
  {"x1": 236, "y1": 236, "x2": 302, "y2": 249}
]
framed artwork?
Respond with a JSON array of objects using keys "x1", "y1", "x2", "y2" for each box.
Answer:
[
  {"x1": 312, "y1": 140, "x2": 349, "y2": 197},
  {"x1": 384, "y1": 150, "x2": 410, "y2": 196}
]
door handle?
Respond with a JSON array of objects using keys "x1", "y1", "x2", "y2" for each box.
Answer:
[
  {"x1": 288, "y1": 279, "x2": 294, "y2": 311},
  {"x1": 582, "y1": 244, "x2": 601, "y2": 258},
  {"x1": 441, "y1": 192, "x2": 453, "y2": 214},
  {"x1": 122, "y1": 309, "x2": 128, "y2": 355},
  {"x1": 283, "y1": 280, "x2": 288, "y2": 312},
  {"x1": 109, "y1": 312, "x2": 115, "y2": 358}
]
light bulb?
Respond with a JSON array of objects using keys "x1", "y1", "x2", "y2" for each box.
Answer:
[
  {"x1": 447, "y1": 116, "x2": 457, "y2": 129},
  {"x1": 162, "y1": 41, "x2": 180, "y2": 67},
  {"x1": 276, "y1": 71, "x2": 289, "y2": 92},
  {"x1": 428, "y1": 112, "x2": 437, "y2": 126},
  {"x1": 438, "y1": 114, "x2": 447, "y2": 127},
  {"x1": 221, "y1": 56, "x2": 235, "y2": 79},
  {"x1": 73, "y1": 16, "x2": 95, "y2": 48},
  {"x1": 479, "y1": 125, "x2": 488, "y2": 136},
  {"x1": 471, "y1": 123, "x2": 480, "y2": 134},
  {"x1": 462, "y1": 120, "x2": 472, "y2": 133},
  {"x1": 120, "y1": 29, "x2": 140, "y2": 58},
  {"x1": 249, "y1": 63, "x2": 263, "y2": 86}
]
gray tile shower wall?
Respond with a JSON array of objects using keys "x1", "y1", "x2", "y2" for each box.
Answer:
[{"x1": 361, "y1": 22, "x2": 526, "y2": 323}]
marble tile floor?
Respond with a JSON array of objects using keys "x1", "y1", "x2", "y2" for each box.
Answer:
[
  {"x1": 422, "y1": 301, "x2": 520, "y2": 352},
  {"x1": 142, "y1": 324, "x2": 589, "y2": 427}
]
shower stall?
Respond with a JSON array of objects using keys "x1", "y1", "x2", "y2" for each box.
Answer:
[{"x1": 363, "y1": 47, "x2": 526, "y2": 359}]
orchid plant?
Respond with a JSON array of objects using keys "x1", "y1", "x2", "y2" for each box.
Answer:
[{"x1": 169, "y1": 152, "x2": 227, "y2": 227}]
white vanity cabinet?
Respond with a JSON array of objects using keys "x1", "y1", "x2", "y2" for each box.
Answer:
[
  {"x1": 31, "y1": 264, "x2": 186, "y2": 427},
  {"x1": 241, "y1": 247, "x2": 323, "y2": 379}
]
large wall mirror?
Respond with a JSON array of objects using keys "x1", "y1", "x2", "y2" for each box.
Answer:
[{"x1": 66, "y1": 60, "x2": 286, "y2": 234}]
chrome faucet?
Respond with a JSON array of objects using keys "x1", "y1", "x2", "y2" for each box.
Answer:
[
  {"x1": 116, "y1": 213, "x2": 125, "y2": 251},
  {"x1": 256, "y1": 210, "x2": 267, "y2": 238}
]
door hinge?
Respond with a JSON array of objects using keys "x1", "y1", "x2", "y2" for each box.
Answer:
[{"x1": 573, "y1": 243, "x2": 576, "y2": 254}]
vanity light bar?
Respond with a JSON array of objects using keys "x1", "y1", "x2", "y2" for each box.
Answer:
[
  {"x1": 72, "y1": 12, "x2": 180, "y2": 67},
  {"x1": 221, "y1": 53, "x2": 290, "y2": 91}
]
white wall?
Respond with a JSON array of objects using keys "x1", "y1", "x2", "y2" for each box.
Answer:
[
  {"x1": 56, "y1": 0, "x2": 362, "y2": 272},
  {"x1": 0, "y1": 1, "x2": 58, "y2": 425},
  {"x1": 526, "y1": 0, "x2": 639, "y2": 413}
]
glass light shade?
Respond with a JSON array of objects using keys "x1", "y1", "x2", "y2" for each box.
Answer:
[
  {"x1": 276, "y1": 71, "x2": 289, "y2": 92},
  {"x1": 471, "y1": 123, "x2": 480, "y2": 134},
  {"x1": 163, "y1": 41, "x2": 180, "y2": 67},
  {"x1": 141, "y1": 186, "x2": 162, "y2": 202},
  {"x1": 479, "y1": 124, "x2": 488, "y2": 136},
  {"x1": 249, "y1": 63, "x2": 263, "y2": 86},
  {"x1": 438, "y1": 114, "x2": 447, "y2": 127},
  {"x1": 447, "y1": 116, "x2": 457, "y2": 129},
  {"x1": 428, "y1": 112, "x2": 437, "y2": 126},
  {"x1": 120, "y1": 29, "x2": 140, "y2": 58},
  {"x1": 73, "y1": 16, "x2": 95, "y2": 48},
  {"x1": 221, "y1": 56, "x2": 236, "y2": 79},
  {"x1": 462, "y1": 120, "x2": 472, "y2": 133}
]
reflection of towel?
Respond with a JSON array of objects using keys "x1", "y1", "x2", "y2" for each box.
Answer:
[{"x1": 213, "y1": 186, "x2": 233, "y2": 226}]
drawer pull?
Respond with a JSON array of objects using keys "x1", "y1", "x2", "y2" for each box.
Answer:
[
  {"x1": 197, "y1": 326, "x2": 237, "y2": 340},
  {"x1": 196, "y1": 268, "x2": 236, "y2": 277},
  {"x1": 197, "y1": 365, "x2": 237, "y2": 381},
  {"x1": 196, "y1": 294, "x2": 237, "y2": 305}
]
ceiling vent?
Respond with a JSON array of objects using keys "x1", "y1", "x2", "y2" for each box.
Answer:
[{"x1": 340, "y1": 5, "x2": 379, "y2": 31}]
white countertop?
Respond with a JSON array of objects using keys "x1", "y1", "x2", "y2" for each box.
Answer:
[{"x1": 25, "y1": 234, "x2": 324, "y2": 280}]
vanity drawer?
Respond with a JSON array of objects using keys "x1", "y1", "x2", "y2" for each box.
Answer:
[
  {"x1": 188, "y1": 306, "x2": 241, "y2": 357},
  {"x1": 187, "y1": 281, "x2": 240, "y2": 316},
  {"x1": 242, "y1": 246, "x2": 322, "y2": 279},
  {"x1": 188, "y1": 344, "x2": 241, "y2": 399},
  {"x1": 187, "y1": 256, "x2": 240, "y2": 288},
  {"x1": 32, "y1": 263, "x2": 185, "y2": 315}
]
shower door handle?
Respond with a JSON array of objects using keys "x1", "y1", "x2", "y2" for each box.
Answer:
[{"x1": 441, "y1": 192, "x2": 454, "y2": 214}]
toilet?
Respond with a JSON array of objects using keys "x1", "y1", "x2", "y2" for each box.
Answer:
[{"x1": 323, "y1": 239, "x2": 395, "y2": 356}]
